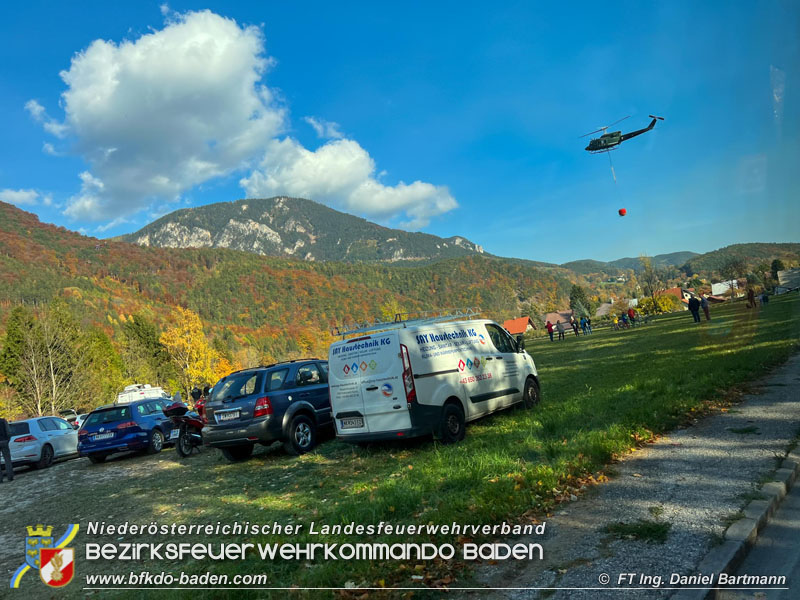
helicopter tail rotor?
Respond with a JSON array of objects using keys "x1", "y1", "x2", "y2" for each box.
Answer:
[{"x1": 648, "y1": 115, "x2": 665, "y2": 120}]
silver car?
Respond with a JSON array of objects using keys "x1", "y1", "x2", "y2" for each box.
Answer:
[{"x1": 1, "y1": 417, "x2": 79, "y2": 470}]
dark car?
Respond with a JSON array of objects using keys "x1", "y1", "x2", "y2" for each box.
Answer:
[
  {"x1": 202, "y1": 359, "x2": 331, "y2": 461},
  {"x1": 77, "y1": 399, "x2": 175, "y2": 464}
]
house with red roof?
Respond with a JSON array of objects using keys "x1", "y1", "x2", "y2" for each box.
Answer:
[{"x1": 503, "y1": 316, "x2": 537, "y2": 335}]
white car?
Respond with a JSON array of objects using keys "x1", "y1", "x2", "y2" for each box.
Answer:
[
  {"x1": 1, "y1": 417, "x2": 79, "y2": 470},
  {"x1": 328, "y1": 317, "x2": 540, "y2": 443}
]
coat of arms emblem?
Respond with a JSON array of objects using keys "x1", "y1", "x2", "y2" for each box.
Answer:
[{"x1": 25, "y1": 524, "x2": 53, "y2": 569}]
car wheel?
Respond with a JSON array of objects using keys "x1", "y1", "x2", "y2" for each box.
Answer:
[
  {"x1": 146, "y1": 429, "x2": 164, "y2": 454},
  {"x1": 220, "y1": 444, "x2": 254, "y2": 462},
  {"x1": 439, "y1": 403, "x2": 465, "y2": 444},
  {"x1": 34, "y1": 444, "x2": 54, "y2": 469},
  {"x1": 284, "y1": 415, "x2": 317, "y2": 456},
  {"x1": 522, "y1": 378, "x2": 541, "y2": 409},
  {"x1": 88, "y1": 454, "x2": 107, "y2": 464}
]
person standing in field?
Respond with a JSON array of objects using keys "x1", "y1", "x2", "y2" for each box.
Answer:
[
  {"x1": 747, "y1": 287, "x2": 756, "y2": 308},
  {"x1": 556, "y1": 320, "x2": 566, "y2": 341},
  {"x1": 0, "y1": 417, "x2": 13, "y2": 483},
  {"x1": 586, "y1": 317, "x2": 593, "y2": 334},
  {"x1": 688, "y1": 295, "x2": 701, "y2": 323},
  {"x1": 546, "y1": 320, "x2": 554, "y2": 342},
  {"x1": 570, "y1": 316, "x2": 580, "y2": 337},
  {"x1": 700, "y1": 294, "x2": 711, "y2": 320},
  {"x1": 580, "y1": 316, "x2": 588, "y2": 335}
]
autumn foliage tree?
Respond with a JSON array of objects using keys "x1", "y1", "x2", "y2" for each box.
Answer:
[{"x1": 160, "y1": 307, "x2": 218, "y2": 396}]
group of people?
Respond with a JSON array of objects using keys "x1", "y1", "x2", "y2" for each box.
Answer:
[
  {"x1": 746, "y1": 288, "x2": 770, "y2": 309},
  {"x1": 687, "y1": 294, "x2": 712, "y2": 323},
  {"x1": 612, "y1": 307, "x2": 643, "y2": 330},
  {"x1": 545, "y1": 315, "x2": 592, "y2": 341}
]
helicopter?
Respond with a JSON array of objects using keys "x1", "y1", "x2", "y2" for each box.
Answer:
[{"x1": 581, "y1": 115, "x2": 664, "y2": 153}]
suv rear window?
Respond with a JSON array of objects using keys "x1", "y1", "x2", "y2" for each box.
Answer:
[
  {"x1": 10, "y1": 422, "x2": 30, "y2": 436},
  {"x1": 85, "y1": 407, "x2": 131, "y2": 426},
  {"x1": 211, "y1": 371, "x2": 263, "y2": 402}
]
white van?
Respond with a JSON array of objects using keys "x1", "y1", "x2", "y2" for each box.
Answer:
[
  {"x1": 115, "y1": 383, "x2": 170, "y2": 405},
  {"x1": 328, "y1": 318, "x2": 540, "y2": 443}
]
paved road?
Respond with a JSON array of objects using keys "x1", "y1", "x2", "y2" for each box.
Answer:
[{"x1": 718, "y1": 482, "x2": 800, "y2": 600}]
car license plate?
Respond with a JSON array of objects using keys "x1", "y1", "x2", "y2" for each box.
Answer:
[
  {"x1": 217, "y1": 411, "x2": 239, "y2": 422},
  {"x1": 169, "y1": 429, "x2": 180, "y2": 440},
  {"x1": 93, "y1": 432, "x2": 113, "y2": 441},
  {"x1": 340, "y1": 417, "x2": 364, "y2": 430}
]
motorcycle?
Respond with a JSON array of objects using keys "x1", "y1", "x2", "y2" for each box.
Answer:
[{"x1": 165, "y1": 389, "x2": 206, "y2": 457}]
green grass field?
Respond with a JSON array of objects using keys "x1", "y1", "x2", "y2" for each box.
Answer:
[{"x1": 17, "y1": 293, "x2": 800, "y2": 597}]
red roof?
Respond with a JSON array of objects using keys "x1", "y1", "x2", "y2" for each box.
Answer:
[{"x1": 503, "y1": 316, "x2": 537, "y2": 334}]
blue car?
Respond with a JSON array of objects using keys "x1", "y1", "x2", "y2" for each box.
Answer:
[{"x1": 78, "y1": 399, "x2": 175, "y2": 464}]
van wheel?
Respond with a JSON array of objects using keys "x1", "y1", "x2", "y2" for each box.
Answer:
[
  {"x1": 284, "y1": 415, "x2": 317, "y2": 455},
  {"x1": 523, "y1": 378, "x2": 541, "y2": 408},
  {"x1": 439, "y1": 403, "x2": 465, "y2": 444},
  {"x1": 221, "y1": 444, "x2": 253, "y2": 462},
  {"x1": 146, "y1": 430, "x2": 164, "y2": 454}
]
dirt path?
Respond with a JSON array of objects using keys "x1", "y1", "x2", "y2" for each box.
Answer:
[{"x1": 464, "y1": 353, "x2": 800, "y2": 599}]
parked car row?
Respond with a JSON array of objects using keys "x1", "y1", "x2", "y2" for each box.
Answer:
[{"x1": 2, "y1": 318, "x2": 542, "y2": 473}]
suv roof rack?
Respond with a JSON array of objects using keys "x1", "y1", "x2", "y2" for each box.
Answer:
[
  {"x1": 223, "y1": 358, "x2": 324, "y2": 378},
  {"x1": 332, "y1": 307, "x2": 482, "y2": 339}
]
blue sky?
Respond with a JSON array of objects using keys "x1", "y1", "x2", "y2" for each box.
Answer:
[{"x1": 1, "y1": 1, "x2": 797, "y2": 263}]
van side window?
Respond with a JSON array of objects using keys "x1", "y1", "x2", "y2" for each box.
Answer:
[
  {"x1": 485, "y1": 324, "x2": 515, "y2": 353},
  {"x1": 296, "y1": 364, "x2": 321, "y2": 386}
]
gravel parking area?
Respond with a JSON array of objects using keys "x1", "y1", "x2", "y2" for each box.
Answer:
[{"x1": 466, "y1": 353, "x2": 800, "y2": 599}]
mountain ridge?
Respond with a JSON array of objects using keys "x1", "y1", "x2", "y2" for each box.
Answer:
[{"x1": 117, "y1": 196, "x2": 487, "y2": 264}]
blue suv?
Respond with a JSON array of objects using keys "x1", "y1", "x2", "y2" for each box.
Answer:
[
  {"x1": 78, "y1": 399, "x2": 175, "y2": 464},
  {"x1": 203, "y1": 359, "x2": 331, "y2": 461}
]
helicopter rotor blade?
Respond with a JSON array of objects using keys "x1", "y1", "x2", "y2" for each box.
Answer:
[
  {"x1": 607, "y1": 115, "x2": 630, "y2": 128},
  {"x1": 579, "y1": 126, "x2": 608, "y2": 138}
]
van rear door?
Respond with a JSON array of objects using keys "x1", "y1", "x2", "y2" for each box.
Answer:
[{"x1": 329, "y1": 332, "x2": 409, "y2": 435}]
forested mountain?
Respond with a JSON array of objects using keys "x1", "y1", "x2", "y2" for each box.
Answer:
[
  {"x1": 680, "y1": 243, "x2": 800, "y2": 276},
  {"x1": 561, "y1": 251, "x2": 699, "y2": 275},
  {"x1": 0, "y1": 201, "x2": 575, "y2": 367},
  {"x1": 118, "y1": 196, "x2": 486, "y2": 264},
  {"x1": 609, "y1": 251, "x2": 699, "y2": 272}
]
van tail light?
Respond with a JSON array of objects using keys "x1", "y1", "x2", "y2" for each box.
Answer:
[
  {"x1": 400, "y1": 344, "x2": 417, "y2": 406},
  {"x1": 254, "y1": 396, "x2": 273, "y2": 418},
  {"x1": 13, "y1": 435, "x2": 37, "y2": 443},
  {"x1": 117, "y1": 421, "x2": 137, "y2": 429}
]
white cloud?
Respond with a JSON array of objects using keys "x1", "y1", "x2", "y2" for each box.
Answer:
[
  {"x1": 241, "y1": 138, "x2": 456, "y2": 228},
  {"x1": 0, "y1": 189, "x2": 39, "y2": 206},
  {"x1": 25, "y1": 99, "x2": 68, "y2": 138},
  {"x1": 42, "y1": 142, "x2": 59, "y2": 156},
  {"x1": 36, "y1": 10, "x2": 284, "y2": 221},
  {"x1": 304, "y1": 116, "x2": 343, "y2": 139},
  {"x1": 31, "y1": 9, "x2": 456, "y2": 229},
  {"x1": 160, "y1": 4, "x2": 170, "y2": 17}
]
